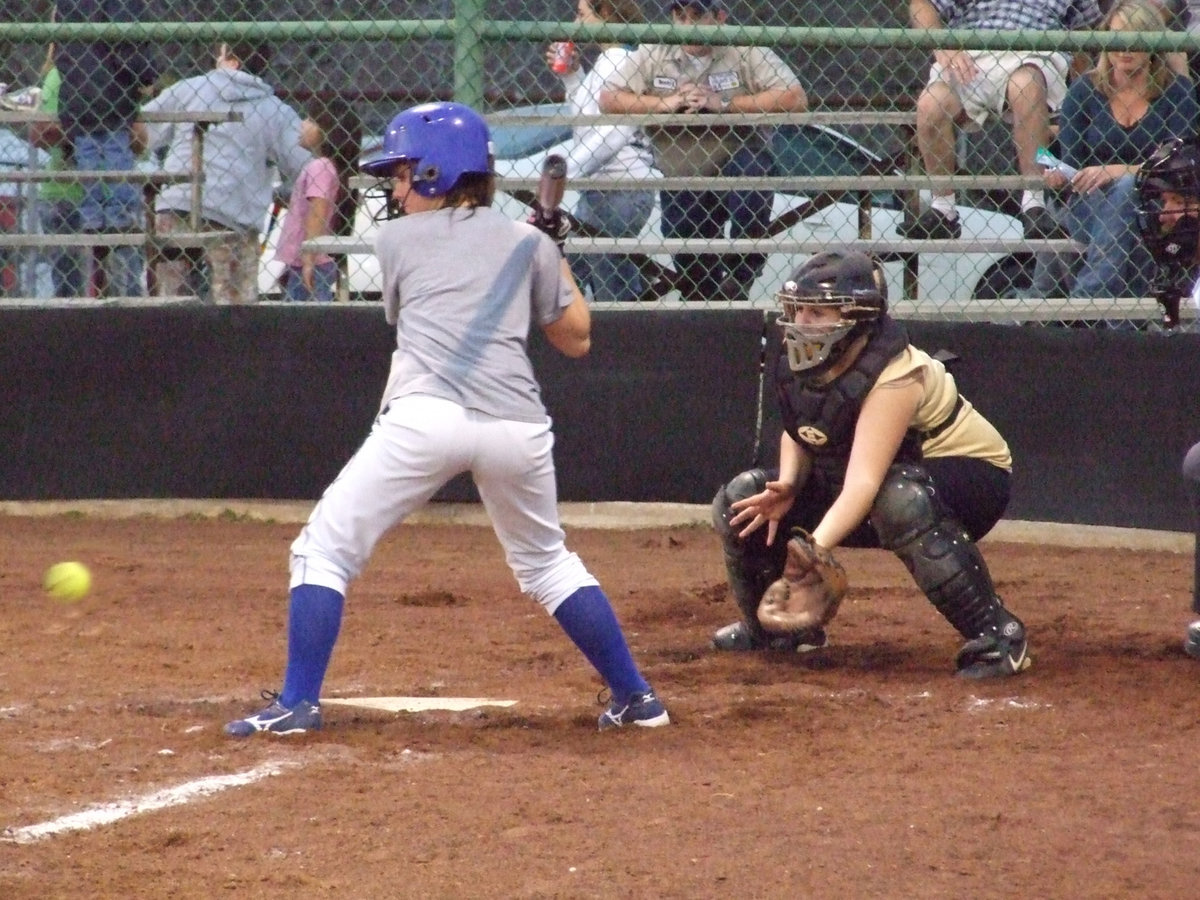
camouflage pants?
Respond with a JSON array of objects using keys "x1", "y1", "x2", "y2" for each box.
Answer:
[{"x1": 154, "y1": 211, "x2": 260, "y2": 304}]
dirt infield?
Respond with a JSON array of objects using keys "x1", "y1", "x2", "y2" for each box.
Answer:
[{"x1": 1, "y1": 507, "x2": 1197, "y2": 898}]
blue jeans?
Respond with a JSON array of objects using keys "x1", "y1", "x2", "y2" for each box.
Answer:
[
  {"x1": 95, "y1": 244, "x2": 145, "y2": 298},
  {"x1": 73, "y1": 130, "x2": 145, "y2": 296},
  {"x1": 72, "y1": 130, "x2": 141, "y2": 232},
  {"x1": 570, "y1": 188, "x2": 654, "y2": 302},
  {"x1": 1067, "y1": 174, "x2": 1154, "y2": 300},
  {"x1": 39, "y1": 199, "x2": 87, "y2": 298},
  {"x1": 282, "y1": 261, "x2": 338, "y2": 302},
  {"x1": 659, "y1": 142, "x2": 774, "y2": 302}
]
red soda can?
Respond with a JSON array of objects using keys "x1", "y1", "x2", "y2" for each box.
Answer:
[{"x1": 551, "y1": 41, "x2": 576, "y2": 74}]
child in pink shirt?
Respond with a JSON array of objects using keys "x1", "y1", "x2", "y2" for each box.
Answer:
[{"x1": 275, "y1": 109, "x2": 341, "y2": 301}]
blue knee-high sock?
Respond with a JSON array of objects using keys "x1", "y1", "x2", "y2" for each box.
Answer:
[
  {"x1": 279, "y1": 584, "x2": 344, "y2": 707},
  {"x1": 553, "y1": 585, "x2": 649, "y2": 704}
]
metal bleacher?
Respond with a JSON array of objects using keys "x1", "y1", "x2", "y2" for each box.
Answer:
[{"x1": 0, "y1": 108, "x2": 242, "y2": 304}]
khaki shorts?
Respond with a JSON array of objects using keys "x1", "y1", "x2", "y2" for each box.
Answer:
[
  {"x1": 928, "y1": 50, "x2": 1070, "y2": 129},
  {"x1": 155, "y1": 210, "x2": 260, "y2": 305}
]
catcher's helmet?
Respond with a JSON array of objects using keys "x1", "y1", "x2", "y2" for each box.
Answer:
[
  {"x1": 1135, "y1": 136, "x2": 1200, "y2": 268},
  {"x1": 360, "y1": 101, "x2": 492, "y2": 197},
  {"x1": 777, "y1": 251, "x2": 887, "y2": 373}
]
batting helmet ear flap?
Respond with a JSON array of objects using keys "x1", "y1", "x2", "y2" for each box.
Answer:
[{"x1": 414, "y1": 163, "x2": 441, "y2": 188}]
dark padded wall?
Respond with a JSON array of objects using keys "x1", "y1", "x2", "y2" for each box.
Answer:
[
  {"x1": 0, "y1": 306, "x2": 762, "y2": 505},
  {"x1": 3, "y1": 306, "x2": 1197, "y2": 530},
  {"x1": 907, "y1": 322, "x2": 1198, "y2": 533},
  {"x1": 3, "y1": 306, "x2": 388, "y2": 499},
  {"x1": 531, "y1": 309, "x2": 765, "y2": 503}
]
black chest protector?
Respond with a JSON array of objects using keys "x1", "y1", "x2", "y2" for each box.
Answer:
[{"x1": 774, "y1": 315, "x2": 922, "y2": 490}]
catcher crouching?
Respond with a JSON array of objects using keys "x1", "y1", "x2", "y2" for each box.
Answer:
[{"x1": 711, "y1": 250, "x2": 1030, "y2": 678}]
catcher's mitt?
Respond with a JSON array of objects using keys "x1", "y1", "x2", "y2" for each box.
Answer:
[{"x1": 758, "y1": 530, "x2": 848, "y2": 633}]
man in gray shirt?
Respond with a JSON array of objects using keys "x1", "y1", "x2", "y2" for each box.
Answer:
[{"x1": 142, "y1": 42, "x2": 311, "y2": 303}]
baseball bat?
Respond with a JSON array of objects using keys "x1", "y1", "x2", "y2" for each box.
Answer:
[
  {"x1": 537, "y1": 154, "x2": 567, "y2": 222},
  {"x1": 260, "y1": 198, "x2": 284, "y2": 256}
]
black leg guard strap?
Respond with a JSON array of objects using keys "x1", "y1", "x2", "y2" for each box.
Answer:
[
  {"x1": 871, "y1": 463, "x2": 1006, "y2": 640},
  {"x1": 712, "y1": 469, "x2": 788, "y2": 641}
]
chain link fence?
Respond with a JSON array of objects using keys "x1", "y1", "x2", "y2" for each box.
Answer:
[{"x1": 1, "y1": 1, "x2": 1198, "y2": 325}]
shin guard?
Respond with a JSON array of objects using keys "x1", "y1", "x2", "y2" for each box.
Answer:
[
  {"x1": 871, "y1": 463, "x2": 1006, "y2": 640},
  {"x1": 712, "y1": 470, "x2": 788, "y2": 643}
]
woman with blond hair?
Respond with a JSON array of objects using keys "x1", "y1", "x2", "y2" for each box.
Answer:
[{"x1": 1044, "y1": 0, "x2": 1198, "y2": 299}]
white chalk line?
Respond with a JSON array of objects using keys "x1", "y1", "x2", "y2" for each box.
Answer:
[{"x1": 2, "y1": 760, "x2": 297, "y2": 845}]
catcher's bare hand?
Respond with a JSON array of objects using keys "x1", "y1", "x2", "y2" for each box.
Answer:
[
  {"x1": 729, "y1": 480, "x2": 796, "y2": 545},
  {"x1": 757, "y1": 530, "x2": 848, "y2": 633}
]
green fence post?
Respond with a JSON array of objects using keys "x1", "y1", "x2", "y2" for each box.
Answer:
[{"x1": 453, "y1": 0, "x2": 486, "y2": 109}]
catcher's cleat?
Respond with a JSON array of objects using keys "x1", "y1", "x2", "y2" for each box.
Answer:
[
  {"x1": 224, "y1": 690, "x2": 322, "y2": 737},
  {"x1": 711, "y1": 620, "x2": 828, "y2": 654},
  {"x1": 598, "y1": 690, "x2": 670, "y2": 730},
  {"x1": 954, "y1": 617, "x2": 1031, "y2": 679},
  {"x1": 1184, "y1": 620, "x2": 1200, "y2": 660}
]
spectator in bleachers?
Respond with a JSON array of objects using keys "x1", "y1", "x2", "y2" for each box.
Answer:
[
  {"x1": 598, "y1": 0, "x2": 807, "y2": 303},
  {"x1": 901, "y1": 0, "x2": 1104, "y2": 242},
  {"x1": 55, "y1": 0, "x2": 158, "y2": 298},
  {"x1": 273, "y1": 101, "x2": 358, "y2": 303},
  {"x1": 546, "y1": 0, "x2": 657, "y2": 302},
  {"x1": 1094, "y1": 2, "x2": 1192, "y2": 76},
  {"x1": 1046, "y1": 0, "x2": 1197, "y2": 299},
  {"x1": 31, "y1": 42, "x2": 86, "y2": 298},
  {"x1": 141, "y1": 42, "x2": 311, "y2": 304}
]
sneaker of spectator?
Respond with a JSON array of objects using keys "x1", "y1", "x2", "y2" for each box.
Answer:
[
  {"x1": 1019, "y1": 206, "x2": 1067, "y2": 240},
  {"x1": 898, "y1": 206, "x2": 963, "y2": 240},
  {"x1": 0, "y1": 85, "x2": 42, "y2": 111}
]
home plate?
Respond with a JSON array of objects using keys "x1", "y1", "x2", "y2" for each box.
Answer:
[{"x1": 322, "y1": 697, "x2": 517, "y2": 713}]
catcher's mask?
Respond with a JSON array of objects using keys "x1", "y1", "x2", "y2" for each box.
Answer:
[
  {"x1": 361, "y1": 101, "x2": 493, "y2": 217},
  {"x1": 1135, "y1": 136, "x2": 1200, "y2": 268},
  {"x1": 777, "y1": 251, "x2": 887, "y2": 373}
]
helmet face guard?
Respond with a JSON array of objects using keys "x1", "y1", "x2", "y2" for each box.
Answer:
[
  {"x1": 777, "y1": 251, "x2": 887, "y2": 373},
  {"x1": 1135, "y1": 137, "x2": 1200, "y2": 268},
  {"x1": 361, "y1": 101, "x2": 493, "y2": 199}
]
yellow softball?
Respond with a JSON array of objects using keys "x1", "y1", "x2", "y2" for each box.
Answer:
[{"x1": 44, "y1": 561, "x2": 92, "y2": 603}]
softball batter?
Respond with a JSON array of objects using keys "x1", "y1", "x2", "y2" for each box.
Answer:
[{"x1": 225, "y1": 101, "x2": 669, "y2": 735}]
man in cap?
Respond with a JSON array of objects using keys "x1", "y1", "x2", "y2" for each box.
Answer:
[{"x1": 599, "y1": 1, "x2": 807, "y2": 302}]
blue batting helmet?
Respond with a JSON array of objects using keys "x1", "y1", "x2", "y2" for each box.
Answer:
[{"x1": 360, "y1": 101, "x2": 492, "y2": 197}]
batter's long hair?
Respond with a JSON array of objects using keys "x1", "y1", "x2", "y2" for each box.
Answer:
[{"x1": 442, "y1": 165, "x2": 496, "y2": 210}]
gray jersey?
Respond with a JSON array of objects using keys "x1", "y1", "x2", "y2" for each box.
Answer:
[{"x1": 375, "y1": 206, "x2": 574, "y2": 423}]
